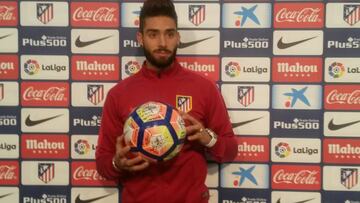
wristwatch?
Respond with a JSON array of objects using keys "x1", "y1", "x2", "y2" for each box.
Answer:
[{"x1": 204, "y1": 128, "x2": 217, "y2": 148}]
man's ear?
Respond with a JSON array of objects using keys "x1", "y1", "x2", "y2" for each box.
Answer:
[{"x1": 137, "y1": 31, "x2": 143, "y2": 46}]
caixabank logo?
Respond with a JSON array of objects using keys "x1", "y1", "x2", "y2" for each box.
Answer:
[
  {"x1": 71, "y1": 161, "x2": 117, "y2": 186},
  {"x1": 21, "y1": 134, "x2": 69, "y2": 159},
  {"x1": 323, "y1": 138, "x2": 360, "y2": 164},
  {"x1": 0, "y1": 55, "x2": 18, "y2": 80},
  {"x1": 324, "y1": 111, "x2": 360, "y2": 137},
  {"x1": 325, "y1": 57, "x2": 360, "y2": 83},
  {"x1": 271, "y1": 110, "x2": 321, "y2": 137},
  {"x1": 222, "y1": 29, "x2": 272, "y2": 56},
  {"x1": 0, "y1": 1, "x2": 18, "y2": 26},
  {"x1": 21, "y1": 186, "x2": 68, "y2": 203},
  {"x1": 71, "y1": 108, "x2": 102, "y2": 134},
  {"x1": 71, "y1": 55, "x2": 120, "y2": 81},
  {"x1": 228, "y1": 110, "x2": 270, "y2": 136},
  {"x1": 0, "y1": 134, "x2": 19, "y2": 159},
  {"x1": 21, "y1": 82, "x2": 69, "y2": 107},
  {"x1": 220, "y1": 163, "x2": 269, "y2": 189},
  {"x1": 20, "y1": 28, "x2": 69, "y2": 54},
  {"x1": 178, "y1": 56, "x2": 220, "y2": 82},
  {"x1": 0, "y1": 108, "x2": 19, "y2": 133},
  {"x1": 324, "y1": 85, "x2": 360, "y2": 110},
  {"x1": 272, "y1": 57, "x2": 323, "y2": 83},
  {"x1": 71, "y1": 2, "x2": 119, "y2": 28},
  {"x1": 325, "y1": 29, "x2": 360, "y2": 56},
  {"x1": 221, "y1": 57, "x2": 270, "y2": 82}
]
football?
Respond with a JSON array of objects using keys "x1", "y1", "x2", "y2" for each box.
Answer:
[{"x1": 123, "y1": 101, "x2": 186, "y2": 162}]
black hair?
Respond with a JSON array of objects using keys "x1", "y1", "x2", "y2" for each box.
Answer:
[{"x1": 139, "y1": 0, "x2": 178, "y2": 32}]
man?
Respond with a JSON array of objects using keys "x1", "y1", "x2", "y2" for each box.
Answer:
[{"x1": 96, "y1": 0, "x2": 237, "y2": 202}]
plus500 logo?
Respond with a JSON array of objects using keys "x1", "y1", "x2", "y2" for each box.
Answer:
[{"x1": 0, "y1": 116, "x2": 17, "y2": 126}]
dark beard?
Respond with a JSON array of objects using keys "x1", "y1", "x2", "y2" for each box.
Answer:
[{"x1": 143, "y1": 46, "x2": 177, "y2": 70}]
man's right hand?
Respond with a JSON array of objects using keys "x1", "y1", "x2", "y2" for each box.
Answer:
[{"x1": 112, "y1": 136, "x2": 150, "y2": 172}]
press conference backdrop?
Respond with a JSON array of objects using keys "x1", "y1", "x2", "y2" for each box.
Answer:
[{"x1": 0, "y1": 0, "x2": 360, "y2": 203}]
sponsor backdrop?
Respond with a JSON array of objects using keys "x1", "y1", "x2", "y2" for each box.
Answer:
[{"x1": 0, "y1": 0, "x2": 360, "y2": 203}]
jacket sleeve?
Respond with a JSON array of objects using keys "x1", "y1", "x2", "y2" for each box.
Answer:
[
  {"x1": 205, "y1": 82, "x2": 238, "y2": 163},
  {"x1": 95, "y1": 91, "x2": 125, "y2": 181}
]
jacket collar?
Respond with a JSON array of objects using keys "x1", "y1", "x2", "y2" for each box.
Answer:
[{"x1": 140, "y1": 59, "x2": 181, "y2": 79}]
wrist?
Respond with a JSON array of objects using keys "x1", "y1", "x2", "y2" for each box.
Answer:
[{"x1": 204, "y1": 128, "x2": 217, "y2": 148}]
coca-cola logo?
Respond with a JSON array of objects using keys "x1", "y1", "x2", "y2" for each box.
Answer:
[
  {"x1": 0, "y1": 6, "x2": 16, "y2": 21},
  {"x1": 73, "y1": 166, "x2": 106, "y2": 181},
  {"x1": 326, "y1": 89, "x2": 360, "y2": 104},
  {"x1": 273, "y1": 169, "x2": 318, "y2": 185},
  {"x1": 276, "y1": 8, "x2": 321, "y2": 23},
  {"x1": 73, "y1": 7, "x2": 116, "y2": 22},
  {"x1": 23, "y1": 86, "x2": 67, "y2": 101},
  {"x1": 0, "y1": 165, "x2": 16, "y2": 180}
]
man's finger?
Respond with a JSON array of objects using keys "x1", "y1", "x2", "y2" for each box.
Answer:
[
  {"x1": 186, "y1": 125, "x2": 200, "y2": 135},
  {"x1": 182, "y1": 113, "x2": 199, "y2": 125},
  {"x1": 130, "y1": 161, "x2": 150, "y2": 172}
]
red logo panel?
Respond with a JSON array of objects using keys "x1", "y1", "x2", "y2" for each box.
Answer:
[
  {"x1": 0, "y1": 161, "x2": 19, "y2": 185},
  {"x1": 324, "y1": 138, "x2": 360, "y2": 164},
  {"x1": 274, "y1": 3, "x2": 324, "y2": 28},
  {"x1": 271, "y1": 164, "x2": 321, "y2": 190},
  {"x1": 71, "y1": 161, "x2": 117, "y2": 186},
  {"x1": 234, "y1": 136, "x2": 269, "y2": 162},
  {"x1": 71, "y1": 55, "x2": 120, "y2": 81},
  {"x1": 0, "y1": 55, "x2": 18, "y2": 79},
  {"x1": 177, "y1": 57, "x2": 220, "y2": 82},
  {"x1": 0, "y1": 1, "x2": 18, "y2": 26},
  {"x1": 71, "y1": 2, "x2": 119, "y2": 27},
  {"x1": 21, "y1": 134, "x2": 69, "y2": 159},
  {"x1": 21, "y1": 82, "x2": 69, "y2": 107},
  {"x1": 324, "y1": 85, "x2": 360, "y2": 110},
  {"x1": 272, "y1": 57, "x2": 322, "y2": 83}
]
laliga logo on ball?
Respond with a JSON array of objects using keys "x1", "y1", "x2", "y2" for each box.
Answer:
[{"x1": 123, "y1": 101, "x2": 186, "y2": 162}]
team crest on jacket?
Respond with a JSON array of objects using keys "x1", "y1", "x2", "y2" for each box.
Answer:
[{"x1": 176, "y1": 95, "x2": 192, "y2": 113}]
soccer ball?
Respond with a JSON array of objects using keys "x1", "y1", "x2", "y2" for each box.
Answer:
[{"x1": 123, "y1": 101, "x2": 186, "y2": 162}]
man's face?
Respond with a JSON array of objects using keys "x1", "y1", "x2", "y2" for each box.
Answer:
[{"x1": 137, "y1": 16, "x2": 180, "y2": 70}]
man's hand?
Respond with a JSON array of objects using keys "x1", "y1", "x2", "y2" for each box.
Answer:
[
  {"x1": 112, "y1": 136, "x2": 149, "y2": 172},
  {"x1": 181, "y1": 112, "x2": 212, "y2": 146}
]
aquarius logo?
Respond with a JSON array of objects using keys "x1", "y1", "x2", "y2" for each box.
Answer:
[
  {"x1": 283, "y1": 87, "x2": 310, "y2": 108},
  {"x1": 233, "y1": 5, "x2": 260, "y2": 27},
  {"x1": 74, "y1": 139, "x2": 90, "y2": 155},
  {"x1": 275, "y1": 142, "x2": 291, "y2": 158},
  {"x1": 24, "y1": 59, "x2": 41, "y2": 75},
  {"x1": 125, "y1": 60, "x2": 141, "y2": 76},
  {"x1": 232, "y1": 165, "x2": 258, "y2": 186},
  {"x1": 225, "y1": 61, "x2": 241, "y2": 77},
  {"x1": 328, "y1": 62, "x2": 345, "y2": 78}
]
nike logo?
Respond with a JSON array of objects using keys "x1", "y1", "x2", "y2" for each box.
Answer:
[
  {"x1": 178, "y1": 36, "x2": 213, "y2": 49},
  {"x1": 328, "y1": 118, "x2": 360, "y2": 131},
  {"x1": 0, "y1": 34, "x2": 12, "y2": 40},
  {"x1": 25, "y1": 114, "x2": 63, "y2": 127},
  {"x1": 75, "y1": 194, "x2": 113, "y2": 203},
  {"x1": 0, "y1": 193, "x2": 12, "y2": 199},
  {"x1": 277, "y1": 36, "x2": 317, "y2": 49},
  {"x1": 277, "y1": 198, "x2": 315, "y2": 203},
  {"x1": 231, "y1": 117, "x2": 263, "y2": 128},
  {"x1": 75, "y1": 35, "x2": 113, "y2": 48}
]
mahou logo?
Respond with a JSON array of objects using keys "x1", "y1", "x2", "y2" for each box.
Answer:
[
  {"x1": 0, "y1": 1, "x2": 17, "y2": 26},
  {"x1": 271, "y1": 164, "x2": 321, "y2": 190},
  {"x1": 71, "y1": 55, "x2": 119, "y2": 81},
  {"x1": 324, "y1": 138, "x2": 360, "y2": 164},
  {"x1": 21, "y1": 134, "x2": 69, "y2": 159},
  {"x1": 0, "y1": 55, "x2": 18, "y2": 79},
  {"x1": 274, "y1": 3, "x2": 324, "y2": 28},
  {"x1": 324, "y1": 85, "x2": 360, "y2": 110},
  {"x1": 71, "y1": 2, "x2": 119, "y2": 27},
  {"x1": 21, "y1": 82, "x2": 69, "y2": 107},
  {"x1": 71, "y1": 161, "x2": 117, "y2": 186},
  {"x1": 234, "y1": 137, "x2": 269, "y2": 162},
  {"x1": 272, "y1": 57, "x2": 322, "y2": 83},
  {"x1": 0, "y1": 161, "x2": 19, "y2": 185},
  {"x1": 177, "y1": 56, "x2": 220, "y2": 82}
]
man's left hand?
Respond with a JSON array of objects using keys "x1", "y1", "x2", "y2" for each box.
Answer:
[{"x1": 181, "y1": 112, "x2": 211, "y2": 146}]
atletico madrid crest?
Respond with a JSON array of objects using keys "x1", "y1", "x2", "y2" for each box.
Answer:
[
  {"x1": 37, "y1": 3, "x2": 54, "y2": 24},
  {"x1": 176, "y1": 95, "x2": 192, "y2": 113},
  {"x1": 189, "y1": 5, "x2": 206, "y2": 26}
]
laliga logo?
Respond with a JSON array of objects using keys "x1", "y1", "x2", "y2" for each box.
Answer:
[
  {"x1": 74, "y1": 139, "x2": 91, "y2": 155},
  {"x1": 275, "y1": 142, "x2": 291, "y2": 158},
  {"x1": 328, "y1": 62, "x2": 345, "y2": 78},
  {"x1": 24, "y1": 59, "x2": 40, "y2": 75},
  {"x1": 125, "y1": 60, "x2": 141, "y2": 76},
  {"x1": 225, "y1": 61, "x2": 241, "y2": 77}
]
